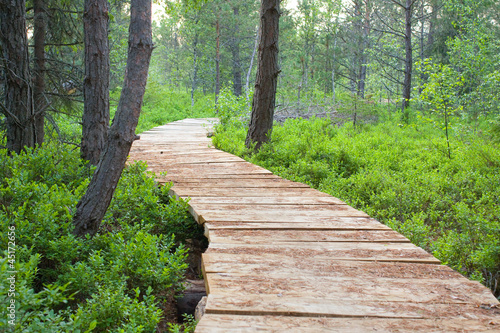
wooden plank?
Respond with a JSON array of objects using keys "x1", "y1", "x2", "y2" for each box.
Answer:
[
  {"x1": 205, "y1": 242, "x2": 440, "y2": 264},
  {"x1": 204, "y1": 220, "x2": 393, "y2": 230},
  {"x1": 163, "y1": 175, "x2": 281, "y2": 184},
  {"x1": 200, "y1": 253, "x2": 463, "y2": 279},
  {"x1": 158, "y1": 162, "x2": 273, "y2": 175},
  {"x1": 170, "y1": 178, "x2": 310, "y2": 188},
  {"x1": 171, "y1": 186, "x2": 332, "y2": 197},
  {"x1": 159, "y1": 156, "x2": 246, "y2": 164},
  {"x1": 196, "y1": 315, "x2": 500, "y2": 333},
  {"x1": 205, "y1": 273, "x2": 499, "y2": 305},
  {"x1": 192, "y1": 207, "x2": 370, "y2": 223},
  {"x1": 202, "y1": 294, "x2": 496, "y2": 319},
  {"x1": 185, "y1": 196, "x2": 347, "y2": 205},
  {"x1": 206, "y1": 229, "x2": 410, "y2": 243}
]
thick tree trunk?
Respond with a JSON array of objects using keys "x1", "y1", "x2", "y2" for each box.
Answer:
[
  {"x1": 231, "y1": 7, "x2": 243, "y2": 96},
  {"x1": 33, "y1": 0, "x2": 47, "y2": 145},
  {"x1": 401, "y1": 0, "x2": 412, "y2": 118},
  {"x1": 81, "y1": 0, "x2": 110, "y2": 165},
  {"x1": 0, "y1": 0, "x2": 35, "y2": 154},
  {"x1": 245, "y1": 0, "x2": 280, "y2": 150},
  {"x1": 73, "y1": 0, "x2": 153, "y2": 238}
]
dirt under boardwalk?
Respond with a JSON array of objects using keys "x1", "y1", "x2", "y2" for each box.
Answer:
[{"x1": 129, "y1": 118, "x2": 500, "y2": 332}]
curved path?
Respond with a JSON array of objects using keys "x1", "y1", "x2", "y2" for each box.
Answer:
[{"x1": 129, "y1": 118, "x2": 499, "y2": 332}]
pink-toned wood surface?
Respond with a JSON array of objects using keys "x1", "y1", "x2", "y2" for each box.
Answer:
[{"x1": 129, "y1": 119, "x2": 500, "y2": 332}]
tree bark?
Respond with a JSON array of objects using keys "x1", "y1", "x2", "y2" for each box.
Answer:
[
  {"x1": 0, "y1": 0, "x2": 35, "y2": 154},
  {"x1": 245, "y1": 0, "x2": 280, "y2": 150},
  {"x1": 231, "y1": 6, "x2": 243, "y2": 96},
  {"x1": 191, "y1": 30, "x2": 199, "y2": 107},
  {"x1": 215, "y1": 13, "x2": 220, "y2": 106},
  {"x1": 245, "y1": 25, "x2": 259, "y2": 97},
  {"x1": 73, "y1": 0, "x2": 153, "y2": 238},
  {"x1": 357, "y1": 0, "x2": 371, "y2": 99},
  {"x1": 401, "y1": 0, "x2": 413, "y2": 118},
  {"x1": 81, "y1": 0, "x2": 110, "y2": 165},
  {"x1": 33, "y1": 0, "x2": 47, "y2": 145}
]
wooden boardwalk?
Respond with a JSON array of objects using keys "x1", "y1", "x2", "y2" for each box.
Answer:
[{"x1": 129, "y1": 119, "x2": 499, "y2": 332}]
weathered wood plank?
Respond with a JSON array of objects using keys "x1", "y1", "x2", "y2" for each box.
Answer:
[
  {"x1": 171, "y1": 186, "x2": 332, "y2": 197},
  {"x1": 203, "y1": 294, "x2": 497, "y2": 319},
  {"x1": 184, "y1": 196, "x2": 346, "y2": 205},
  {"x1": 196, "y1": 315, "x2": 500, "y2": 333},
  {"x1": 200, "y1": 253, "x2": 461, "y2": 279},
  {"x1": 204, "y1": 242, "x2": 440, "y2": 264},
  {"x1": 203, "y1": 220, "x2": 393, "y2": 230},
  {"x1": 192, "y1": 207, "x2": 370, "y2": 224},
  {"x1": 205, "y1": 273, "x2": 499, "y2": 305},
  {"x1": 170, "y1": 178, "x2": 310, "y2": 188},
  {"x1": 206, "y1": 229, "x2": 410, "y2": 243}
]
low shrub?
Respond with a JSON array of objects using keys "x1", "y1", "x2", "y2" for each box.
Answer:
[{"x1": 0, "y1": 143, "x2": 200, "y2": 331}]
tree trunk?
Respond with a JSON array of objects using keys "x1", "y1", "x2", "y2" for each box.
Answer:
[
  {"x1": 191, "y1": 31, "x2": 199, "y2": 107},
  {"x1": 357, "y1": 0, "x2": 371, "y2": 99},
  {"x1": 73, "y1": 0, "x2": 153, "y2": 238},
  {"x1": 332, "y1": 34, "x2": 337, "y2": 106},
  {"x1": 81, "y1": 0, "x2": 110, "y2": 165},
  {"x1": 231, "y1": 7, "x2": 242, "y2": 96},
  {"x1": 245, "y1": 0, "x2": 280, "y2": 150},
  {"x1": 401, "y1": 0, "x2": 413, "y2": 118},
  {"x1": 215, "y1": 13, "x2": 220, "y2": 106},
  {"x1": 245, "y1": 25, "x2": 259, "y2": 97},
  {"x1": 33, "y1": 0, "x2": 47, "y2": 145},
  {"x1": 0, "y1": 0, "x2": 35, "y2": 154}
]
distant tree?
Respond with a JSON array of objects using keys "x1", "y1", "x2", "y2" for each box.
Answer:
[
  {"x1": 33, "y1": 0, "x2": 48, "y2": 145},
  {"x1": 73, "y1": 0, "x2": 153, "y2": 237},
  {"x1": 229, "y1": 5, "x2": 243, "y2": 96},
  {"x1": 245, "y1": 0, "x2": 280, "y2": 150},
  {"x1": 81, "y1": 0, "x2": 110, "y2": 165},
  {"x1": 0, "y1": 0, "x2": 35, "y2": 154}
]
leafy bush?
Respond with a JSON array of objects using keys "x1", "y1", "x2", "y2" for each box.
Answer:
[
  {"x1": 0, "y1": 143, "x2": 199, "y2": 331},
  {"x1": 111, "y1": 82, "x2": 216, "y2": 134}
]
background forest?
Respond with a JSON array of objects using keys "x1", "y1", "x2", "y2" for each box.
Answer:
[{"x1": 1, "y1": 0, "x2": 499, "y2": 331}]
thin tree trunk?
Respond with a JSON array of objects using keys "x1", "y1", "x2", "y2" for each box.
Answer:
[
  {"x1": 191, "y1": 31, "x2": 199, "y2": 107},
  {"x1": 332, "y1": 35, "x2": 337, "y2": 106},
  {"x1": 0, "y1": 0, "x2": 35, "y2": 154},
  {"x1": 215, "y1": 13, "x2": 220, "y2": 106},
  {"x1": 231, "y1": 6, "x2": 242, "y2": 96},
  {"x1": 325, "y1": 35, "x2": 329, "y2": 94},
  {"x1": 357, "y1": 0, "x2": 370, "y2": 99},
  {"x1": 245, "y1": 0, "x2": 280, "y2": 150},
  {"x1": 73, "y1": 0, "x2": 153, "y2": 237},
  {"x1": 245, "y1": 26, "x2": 259, "y2": 97},
  {"x1": 401, "y1": 0, "x2": 413, "y2": 119},
  {"x1": 81, "y1": 0, "x2": 110, "y2": 165},
  {"x1": 33, "y1": 0, "x2": 47, "y2": 145}
]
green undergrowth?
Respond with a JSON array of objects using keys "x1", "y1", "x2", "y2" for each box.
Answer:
[
  {"x1": 111, "y1": 81, "x2": 217, "y2": 134},
  {"x1": 0, "y1": 143, "x2": 203, "y2": 332},
  {"x1": 213, "y1": 104, "x2": 500, "y2": 298}
]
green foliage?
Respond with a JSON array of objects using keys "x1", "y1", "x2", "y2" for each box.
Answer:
[
  {"x1": 211, "y1": 87, "x2": 251, "y2": 157},
  {"x1": 110, "y1": 82, "x2": 216, "y2": 134},
  {"x1": 214, "y1": 104, "x2": 500, "y2": 297},
  {"x1": 167, "y1": 314, "x2": 198, "y2": 333},
  {"x1": 0, "y1": 143, "x2": 199, "y2": 331}
]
